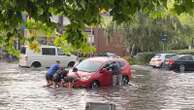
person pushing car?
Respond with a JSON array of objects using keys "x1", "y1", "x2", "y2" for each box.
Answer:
[{"x1": 45, "y1": 61, "x2": 60, "y2": 87}]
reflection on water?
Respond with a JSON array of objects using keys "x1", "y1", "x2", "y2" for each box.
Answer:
[{"x1": 0, "y1": 64, "x2": 194, "y2": 110}]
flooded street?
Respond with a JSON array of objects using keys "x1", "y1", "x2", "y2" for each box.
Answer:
[{"x1": 1, "y1": 63, "x2": 194, "y2": 110}]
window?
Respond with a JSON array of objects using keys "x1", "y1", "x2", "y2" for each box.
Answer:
[
  {"x1": 103, "y1": 62, "x2": 111, "y2": 69},
  {"x1": 76, "y1": 59, "x2": 103, "y2": 72},
  {"x1": 57, "y1": 48, "x2": 70, "y2": 56},
  {"x1": 20, "y1": 47, "x2": 26, "y2": 54},
  {"x1": 165, "y1": 55, "x2": 176, "y2": 59},
  {"x1": 154, "y1": 54, "x2": 161, "y2": 58},
  {"x1": 57, "y1": 48, "x2": 65, "y2": 56},
  {"x1": 42, "y1": 48, "x2": 56, "y2": 55},
  {"x1": 179, "y1": 56, "x2": 193, "y2": 61}
]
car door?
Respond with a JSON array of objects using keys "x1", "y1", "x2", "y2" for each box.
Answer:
[
  {"x1": 177, "y1": 56, "x2": 193, "y2": 71},
  {"x1": 183, "y1": 56, "x2": 194, "y2": 71},
  {"x1": 41, "y1": 47, "x2": 57, "y2": 67},
  {"x1": 99, "y1": 62, "x2": 113, "y2": 86},
  {"x1": 190, "y1": 56, "x2": 194, "y2": 71}
]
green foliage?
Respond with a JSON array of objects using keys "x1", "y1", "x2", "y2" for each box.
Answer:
[
  {"x1": 122, "y1": 56, "x2": 137, "y2": 65},
  {"x1": 132, "y1": 49, "x2": 194, "y2": 65},
  {"x1": 25, "y1": 18, "x2": 55, "y2": 37},
  {"x1": 0, "y1": 0, "x2": 194, "y2": 55},
  {"x1": 105, "y1": 11, "x2": 193, "y2": 54},
  {"x1": 133, "y1": 52, "x2": 156, "y2": 64},
  {"x1": 54, "y1": 32, "x2": 96, "y2": 54},
  {"x1": 169, "y1": 49, "x2": 194, "y2": 54}
]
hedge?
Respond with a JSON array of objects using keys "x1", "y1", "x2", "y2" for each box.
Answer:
[
  {"x1": 133, "y1": 52, "x2": 156, "y2": 65},
  {"x1": 125, "y1": 49, "x2": 194, "y2": 65}
]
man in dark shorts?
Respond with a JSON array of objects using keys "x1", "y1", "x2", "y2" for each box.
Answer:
[
  {"x1": 53, "y1": 67, "x2": 68, "y2": 88},
  {"x1": 46, "y1": 61, "x2": 60, "y2": 87},
  {"x1": 110, "y1": 61, "x2": 121, "y2": 86}
]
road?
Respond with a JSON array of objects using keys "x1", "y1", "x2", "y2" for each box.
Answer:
[{"x1": 0, "y1": 63, "x2": 194, "y2": 110}]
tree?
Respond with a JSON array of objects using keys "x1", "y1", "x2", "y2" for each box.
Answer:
[
  {"x1": 105, "y1": 12, "x2": 193, "y2": 55},
  {"x1": 0, "y1": 0, "x2": 194, "y2": 55}
]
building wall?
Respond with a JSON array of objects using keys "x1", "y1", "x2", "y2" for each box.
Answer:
[
  {"x1": 93, "y1": 28, "x2": 128, "y2": 56},
  {"x1": 23, "y1": 28, "x2": 128, "y2": 56}
]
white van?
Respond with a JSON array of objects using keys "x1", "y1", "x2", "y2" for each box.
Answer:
[{"x1": 19, "y1": 45, "x2": 77, "y2": 68}]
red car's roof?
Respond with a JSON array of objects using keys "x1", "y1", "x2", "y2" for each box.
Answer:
[{"x1": 87, "y1": 57, "x2": 123, "y2": 63}]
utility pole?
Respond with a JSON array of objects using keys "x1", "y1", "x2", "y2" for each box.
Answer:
[
  {"x1": 58, "y1": 16, "x2": 63, "y2": 35},
  {"x1": 160, "y1": 33, "x2": 167, "y2": 52}
]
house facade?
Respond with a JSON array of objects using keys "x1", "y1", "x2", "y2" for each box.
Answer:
[{"x1": 92, "y1": 28, "x2": 128, "y2": 56}]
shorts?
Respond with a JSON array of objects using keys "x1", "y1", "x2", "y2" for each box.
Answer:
[
  {"x1": 53, "y1": 75, "x2": 61, "y2": 83},
  {"x1": 63, "y1": 76, "x2": 76, "y2": 83},
  {"x1": 46, "y1": 73, "x2": 53, "y2": 81}
]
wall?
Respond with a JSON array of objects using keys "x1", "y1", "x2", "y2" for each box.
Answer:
[{"x1": 93, "y1": 28, "x2": 128, "y2": 56}]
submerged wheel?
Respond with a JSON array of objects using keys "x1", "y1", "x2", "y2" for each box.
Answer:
[
  {"x1": 91, "y1": 81, "x2": 100, "y2": 89},
  {"x1": 179, "y1": 65, "x2": 185, "y2": 73},
  {"x1": 122, "y1": 76, "x2": 129, "y2": 85},
  {"x1": 31, "y1": 62, "x2": 41, "y2": 68}
]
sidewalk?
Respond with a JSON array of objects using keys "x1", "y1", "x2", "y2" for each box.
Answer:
[{"x1": 0, "y1": 61, "x2": 18, "y2": 73}]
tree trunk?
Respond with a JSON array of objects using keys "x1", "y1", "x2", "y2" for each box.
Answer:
[{"x1": 131, "y1": 44, "x2": 135, "y2": 56}]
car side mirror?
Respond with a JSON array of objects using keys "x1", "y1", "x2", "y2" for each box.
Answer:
[{"x1": 73, "y1": 67, "x2": 78, "y2": 72}]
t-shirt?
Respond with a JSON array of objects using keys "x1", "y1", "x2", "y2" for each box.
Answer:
[
  {"x1": 111, "y1": 62, "x2": 120, "y2": 75},
  {"x1": 47, "y1": 64, "x2": 60, "y2": 76}
]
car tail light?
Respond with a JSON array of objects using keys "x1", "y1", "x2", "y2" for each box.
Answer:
[{"x1": 167, "y1": 59, "x2": 174, "y2": 65}]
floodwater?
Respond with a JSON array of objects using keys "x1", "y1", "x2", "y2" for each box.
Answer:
[{"x1": 1, "y1": 63, "x2": 194, "y2": 110}]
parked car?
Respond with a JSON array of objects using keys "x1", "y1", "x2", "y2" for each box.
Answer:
[
  {"x1": 95, "y1": 52, "x2": 119, "y2": 57},
  {"x1": 19, "y1": 45, "x2": 77, "y2": 68},
  {"x1": 149, "y1": 53, "x2": 176, "y2": 68},
  {"x1": 67, "y1": 57, "x2": 132, "y2": 88},
  {"x1": 164, "y1": 54, "x2": 194, "y2": 72}
]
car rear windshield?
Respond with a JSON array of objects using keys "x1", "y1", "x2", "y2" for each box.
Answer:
[
  {"x1": 20, "y1": 47, "x2": 26, "y2": 54},
  {"x1": 76, "y1": 59, "x2": 103, "y2": 72},
  {"x1": 165, "y1": 54, "x2": 176, "y2": 59},
  {"x1": 154, "y1": 54, "x2": 161, "y2": 58}
]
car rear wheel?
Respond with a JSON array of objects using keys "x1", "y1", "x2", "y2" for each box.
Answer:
[
  {"x1": 31, "y1": 62, "x2": 41, "y2": 68},
  {"x1": 160, "y1": 63, "x2": 164, "y2": 68},
  {"x1": 179, "y1": 65, "x2": 185, "y2": 73},
  {"x1": 91, "y1": 81, "x2": 100, "y2": 89},
  {"x1": 122, "y1": 76, "x2": 129, "y2": 85}
]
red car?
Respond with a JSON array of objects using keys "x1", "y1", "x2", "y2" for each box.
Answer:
[{"x1": 67, "y1": 57, "x2": 132, "y2": 88}]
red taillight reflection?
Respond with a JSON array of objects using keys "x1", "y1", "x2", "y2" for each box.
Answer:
[{"x1": 167, "y1": 59, "x2": 174, "y2": 65}]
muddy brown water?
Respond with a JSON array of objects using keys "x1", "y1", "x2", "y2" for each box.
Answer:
[{"x1": 1, "y1": 63, "x2": 194, "y2": 110}]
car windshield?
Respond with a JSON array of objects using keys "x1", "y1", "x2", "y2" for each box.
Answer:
[
  {"x1": 154, "y1": 54, "x2": 161, "y2": 58},
  {"x1": 165, "y1": 54, "x2": 176, "y2": 59},
  {"x1": 76, "y1": 59, "x2": 103, "y2": 72}
]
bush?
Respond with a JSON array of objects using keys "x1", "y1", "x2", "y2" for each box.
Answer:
[
  {"x1": 124, "y1": 49, "x2": 194, "y2": 65},
  {"x1": 169, "y1": 49, "x2": 194, "y2": 55},
  {"x1": 122, "y1": 56, "x2": 136, "y2": 65},
  {"x1": 133, "y1": 52, "x2": 156, "y2": 65}
]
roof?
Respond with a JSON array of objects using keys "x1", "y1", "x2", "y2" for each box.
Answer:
[
  {"x1": 157, "y1": 53, "x2": 176, "y2": 55},
  {"x1": 177, "y1": 54, "x2": 193, "y2": 57},
  {"x1": 86, "y1": 57, "x2": 121, "y2": 63},
  {"x1": 23, "y1": 45, "x2": 57, "y2": 48}
]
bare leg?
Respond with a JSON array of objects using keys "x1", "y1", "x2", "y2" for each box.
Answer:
[{"x1": 47, "y1": 80, "x2": 53, "y2": 87}]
